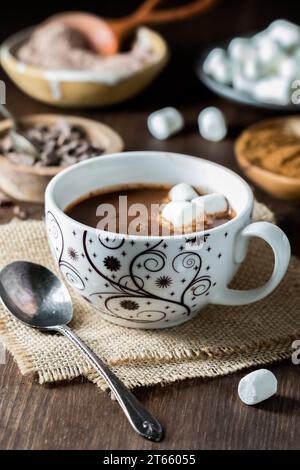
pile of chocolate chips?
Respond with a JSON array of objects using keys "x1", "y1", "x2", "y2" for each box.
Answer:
[{"x1": 0, "y1": 119, "x2": 105, "y2": 167}]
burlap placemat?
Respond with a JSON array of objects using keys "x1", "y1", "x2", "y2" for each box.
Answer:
[{"x1": 0, "y1": 202, "x2": 299, "y2": 391}]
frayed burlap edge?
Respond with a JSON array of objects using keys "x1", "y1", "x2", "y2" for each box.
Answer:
[{"x1": 0, "y1": 315, "x2": 295, "y2": 391}]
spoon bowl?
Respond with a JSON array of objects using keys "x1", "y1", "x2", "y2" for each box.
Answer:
[{"x1": 0, "y1": 261, "x2": 72, "y2": 329}]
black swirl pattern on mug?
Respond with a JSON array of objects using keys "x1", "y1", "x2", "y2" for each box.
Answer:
[
  {"x1": 81, "y1": 232, "x2": 215, "y2": 323},
  {"x1": 119, "y1": 275, "x2": 144, "y2": 291},
  {"x1": 142, "y1": 250, "x2": 167, "y2": 272},
  {"x1": 47, "y1": 211, "x2": 64, "y2": 261},
  {"x1": 59, "y1": 261, "x2": 85, "y2": 291},
  {"x1": 98, "y1": 234, "x2": 125, "y2": 250},
  {"x1": 172, "y1": 252, "x2": 201, "y2": 275},
  {"x1": 189, "y1": 276, "x2": 212, "y2": 296},
  {"x1": 84, "y1": 231, "x2": 139, "y2": 295}
]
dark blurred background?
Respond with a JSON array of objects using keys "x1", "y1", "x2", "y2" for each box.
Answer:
[{"x1": 2, "y1": 0, "x2": 300, "y2": 107}]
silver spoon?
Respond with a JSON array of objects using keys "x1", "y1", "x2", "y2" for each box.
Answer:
[
  {"x1": 0, "y1": 261, "x2": 163, "y2": 442},
  {"x1": 0, "y1": 105, "x2": 40, "y2": 158}
]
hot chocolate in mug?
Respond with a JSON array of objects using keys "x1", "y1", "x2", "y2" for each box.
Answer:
[{"x1": 45, "y1": 152, "x2": 291, "y2": 329}]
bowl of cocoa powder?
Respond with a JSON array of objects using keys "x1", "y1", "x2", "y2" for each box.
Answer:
[
  {"x1": 235, "y1": 116, "x2": 300, "y2": 200},
  {"x1": 0, "y1": 114, "x2": 123, "y2": 203}
]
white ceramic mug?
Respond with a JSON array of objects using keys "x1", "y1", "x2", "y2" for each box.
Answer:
[{"x1": 45, "y1": 152, "x2": 291, "y2": 329}]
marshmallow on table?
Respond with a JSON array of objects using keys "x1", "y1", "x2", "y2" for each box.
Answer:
[
  {"x1": 238, "y1": 369, "x2": 278, "y2": 405},
  {"x1": 162, "y1": 201, "x2": 200, "y2": 228},
  {"x1": 169, "y1": 183, "x2": 198, "y2": 202},
  {"x1": 253, "y1": 77, "x2": 291, "y2": 105},
  {"x1": 267, "y1": 19, "x2": 300, "y2": 50},
  {"x1": 147, "y1": 107, "x2": 184, "y2": 140},
  {"x1": 198, "y1": 107, "x2": 227, "y2": 142},
  {"x1": 203, "y1": 48, "x2": 232, "y2": 85},
  {"x1": 193, "y1": 193, "x2": 228, "y2": 216}
]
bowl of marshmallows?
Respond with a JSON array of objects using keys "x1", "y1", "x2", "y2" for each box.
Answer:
[{"x1": 198, "y1": 19, "x2": 300, "y2": 110}]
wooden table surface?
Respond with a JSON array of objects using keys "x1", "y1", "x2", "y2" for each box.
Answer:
[{"x1": 0, "y1": 0, "x2": 300, "y2": 450}]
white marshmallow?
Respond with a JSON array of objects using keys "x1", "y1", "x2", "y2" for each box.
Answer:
[
  {"x1": 169, "y1": 183, "x2": 198, "y2": 202},
  {"x1": 203, "y1": 48, "x2": 226, "y2": 72},
  {"x1": 242, "y1": 51, "x2": 261, "y2": 81},
  {"x1": 238, "y1": 369, "x2": 277, "y2": 405},
  {"x1": 253, "y1": 77, "x2": 291, "y2": 105},
  {"x1": 162, "y1": 201, "x2": 198, "y2": 228},
  {"x1": 198, "y1": 107, "x2": 227, "y2": 142},
  {"x1": 147, "y1": 107, "x2": 184, "y2": 140},
  {"x1": 277, "y1": 55, "x2": 298, "y2": 79},
  {"x1": 252, "y1": 32, "x2": 281, "y2": 67},
  {"x1": 267, "y1": 19, "x2": 300, "y2": 50},
  {"x1": 232, "y1": 65, "x2": 254, "y2": 94},
  {"x1": 228, "y1": 37, "x2": 253, "y2": 63},
  {"x1": 203, "y1": 48, "x2": 232, "y2": 85},
  {"x1": 295, "y1": 47, "x2": 300, "y2": 62},
  {"x1": 193, "y1": 193, "x2": 228, "y2": 216}
]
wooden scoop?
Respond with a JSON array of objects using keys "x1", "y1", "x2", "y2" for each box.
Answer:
[{"x1": 46, "y1": 0, "x2": 217, "y2": 56}]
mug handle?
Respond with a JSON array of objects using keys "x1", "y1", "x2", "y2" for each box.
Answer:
[{"x1": 213, "y1": 221, "x2": 291, "y2": 306}]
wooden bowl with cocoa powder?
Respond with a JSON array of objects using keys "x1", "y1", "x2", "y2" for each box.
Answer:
[
  {"x1": 0, "y1": 114, "x2": 124, "y2": 203},
  {"x1": 235, "y1": 117, "x2": 300, "y2": 200},
  {"x1": 0, "y1": 27, "x2": 169, "y2": 108}
]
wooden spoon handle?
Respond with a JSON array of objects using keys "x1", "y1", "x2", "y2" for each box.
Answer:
[{"x1": 110, "y1": 0, "x2": 218, "y2": 37}]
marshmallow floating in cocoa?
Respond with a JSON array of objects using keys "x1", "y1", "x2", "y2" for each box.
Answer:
[
  {"x1": 147, "y1": 107, "x2": 184, "y2": 140},
  {"x1": 193, "y1": 193, "x2": 228, "y2": 216},
  {"x1": 198, "y1": 107, "x2": 227, "y2": 142},
  {"x1": 162, "y1": 201, "x2": 198, "y2": 228},
  {"x1": 238, "y1": 369, "x2": 278, "y2": 405},
  {"x1": 169, "y1": 183, "x2": 198, "y2": 202},
  {"x1": 162, "y1": 184, "x2": 229, "y2": 228}
]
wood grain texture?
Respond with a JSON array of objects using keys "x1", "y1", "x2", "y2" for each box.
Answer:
[{"x1": 0, "y1": 0, "x2": 300, "y2": 449}]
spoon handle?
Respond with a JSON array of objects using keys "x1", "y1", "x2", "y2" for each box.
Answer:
[
  {"x1": 57, "y1": 324, "x2": 163, "y2": 442},
  {"x1": 0, "y1": 104, "x2": 18, "y2": 131}
]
